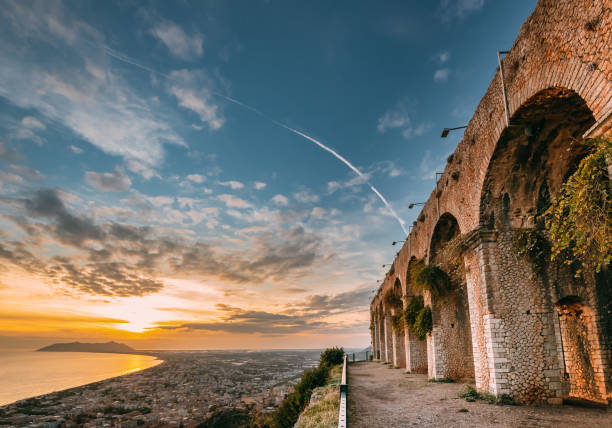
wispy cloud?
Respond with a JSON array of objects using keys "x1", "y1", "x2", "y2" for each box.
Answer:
[
  {"x1": 377, "y1": 100, "x2": 432, "y2": 139},
  {"x1": 271, "y1": 194, "x2": 289, "y2": 206},
  {"x1": 254, "y1": 182, "x2": 266, "y2": 190},
  {"x1": 293, "y1": 188, "x2": 319, "y2": 204},
  {"x1": 166, "y1": 69, "x2": 225, "y2": 130},
  {"x1": 0, "y1": 2, "x2": 186, "y2": 179},
  {"x1": 217, "y1": 194, "x2": 253, "y2": 209},
  {"x1": 150, "y1": 21, "x2": 203, "y2": 60},
  {"x1": 218, "y1": 180, "x2": 244, "y2": 190},
  {"x1": 438, "y1": 0, "x2": 485, "y2": 22},
  {"x1": 85, "y1": 168, "x2": 131, "y2": 192},
  {"x1": 434, "y1": 68, "x2": 450, "y2": 82}
]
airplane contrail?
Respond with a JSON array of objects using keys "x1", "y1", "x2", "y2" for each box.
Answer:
[{"x1": 102, "y1": 46, "x2": 408, "y2": 235}]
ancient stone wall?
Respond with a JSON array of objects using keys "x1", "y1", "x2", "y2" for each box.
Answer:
[{"x1": 370, "y1": 0, "x2": 611, "y2": 405}]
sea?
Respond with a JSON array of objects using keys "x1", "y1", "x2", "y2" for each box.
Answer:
[{"x1": 0, "y1": 350, "x2": 161, "y2": 406}]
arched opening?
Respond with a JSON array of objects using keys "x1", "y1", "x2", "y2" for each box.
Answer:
[
  {"x1": 556, "y1": 296, "x2": 606, "y2": 404},
  {"x1": 476, "y1": 86, "x2": 609, "y2": 403},
  {"x1": 428, "y1": 213, "x2": 474, "y2": 381},
  {"x1": 404, "y1": 257, "x2": 428, "y2": 373},
  {"x1": 391, "y1": 278, "x2": 406, "y2": 368},
  {"x1": 480, "y1": 87, "x2": 595, "y2": 230}
]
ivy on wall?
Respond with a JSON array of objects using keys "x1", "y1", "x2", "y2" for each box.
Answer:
[
  {"x1": 384, "y1": 289, "x2": 403, "y2": 309},
  {"x1": 545, "y1": 137, "x2": 611, "y2": 275},
  {"x1": 402, "y1": 295, "x2": 432, "y2": 339}
]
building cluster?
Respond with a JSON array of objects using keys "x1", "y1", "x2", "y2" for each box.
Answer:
[{"x1": 0, "y1": 350, "x2": 320, "y2": 427}]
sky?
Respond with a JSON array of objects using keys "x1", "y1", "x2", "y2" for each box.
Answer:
[{"x1": 0, "y1": 0, "x2": 537, "y2": 350}]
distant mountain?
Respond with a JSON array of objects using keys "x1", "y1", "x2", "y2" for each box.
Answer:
[{"x1": 37, "y1": 341, "x2": 136, "y2": 354}]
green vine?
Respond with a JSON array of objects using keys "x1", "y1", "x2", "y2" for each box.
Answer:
[
  {"x1": 404, "y1": 295, "x2": 424, "y2": 326},
  {"x1": 402, "y1": 296, "x2": 432, "y2": 339},
  {"x1": 545, "y1": 137, "x2": 612, "y2": 275},
  {"x1": 391, "y1": 313, "x2": 404, "y2": 333},
  {"x1": 384, "y1": 289, "x2": 403, "y2": 309},
  {"x1": 413, "y1": 265, "x2": 453, "y2": 298},
  {"x1": 512, "y1": 228, "x2": 550, "y2": 276},
  {"x1": 413, "y1": 306, "x2": 433, "y2": 339}
]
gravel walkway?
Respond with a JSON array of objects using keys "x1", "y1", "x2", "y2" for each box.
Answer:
[{"x1": 347, "y1": 361, "x2": 612, "y2": 427}]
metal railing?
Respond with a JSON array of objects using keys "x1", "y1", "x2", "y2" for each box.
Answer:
[
  {"x1": 338, "y1": 354, "x2": 348, "y2": 428},
  {"x1": 347, "y1": 350, "x2": 369, "y2": 362}
]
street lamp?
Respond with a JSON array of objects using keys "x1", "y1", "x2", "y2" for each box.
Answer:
[
  {"x1": 441, "y1": 126, "x2": 467, "y2": 138},
  {"x1": 408, "y1": 202, "x2": 425, "y2": 209}
]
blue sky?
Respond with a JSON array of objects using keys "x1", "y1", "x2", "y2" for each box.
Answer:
[{"x1": 0, "y1": 0, "x2": 537, "y2": 349}]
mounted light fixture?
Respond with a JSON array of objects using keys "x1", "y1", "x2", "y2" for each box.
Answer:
[
  {"x1": 408, "y1": 202, "x2": 425, "y2": 209},
  {"x1": 441, "y1": 126, "x2": 467, "y2": 138}
]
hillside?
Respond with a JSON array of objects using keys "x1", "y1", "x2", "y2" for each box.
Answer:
[{"x1": 37, "y1": 341, "x2": 136, "y2": 354}]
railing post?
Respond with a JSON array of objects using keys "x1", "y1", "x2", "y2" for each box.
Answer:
[{"x1": 338, "y1": 354, "x2": 348, "y2": 428}]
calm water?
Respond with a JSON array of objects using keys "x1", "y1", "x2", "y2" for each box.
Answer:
[{"x1": 0, "y1": 350, "x2": 161, "y2": 406}]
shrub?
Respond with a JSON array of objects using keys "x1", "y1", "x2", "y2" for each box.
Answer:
[
  {"x1": 458, "y1": 385, "x2": 516, "y2": 406},
  {"x1": 413, "y1": 265, "x2": 452, "y2": 297},
  {"x1": 266, "y1": 347, "x2": 343, "y2": 428},
  {"x1": 320, "y1": 347, "x2": 344, "y2": 367},
  {"x1": 413, "y1": 306, "x2": 432, "y2": 339}
]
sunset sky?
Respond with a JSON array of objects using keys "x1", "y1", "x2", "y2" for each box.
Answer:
[{"x1": 0, "y1": 0, "x2": 536, "y2": 350}]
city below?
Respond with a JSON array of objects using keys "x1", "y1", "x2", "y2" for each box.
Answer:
[{"x1": 0, "y1": 350, "x2": 322, "y2": 427}]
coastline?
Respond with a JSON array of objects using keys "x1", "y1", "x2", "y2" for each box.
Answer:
[{"x1": 0, "y1": 351, "x2": 165, "y2": 408}]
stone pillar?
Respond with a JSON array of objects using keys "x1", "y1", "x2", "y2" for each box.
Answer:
[
  {"x1": 384, "y1": 313, "x2": 393, "y2": 362},
  {"x1": 377, "y1": 315, "x2": 384, "y2": 360},
  {"x1": 404, "y1": 327, "x2": 428, "y2": 373},
  {"x1": 463, "y1": 232, "x2": 510, "y2": 395},
  {"x1": 392, "y1": 309, "x2": 406, "y2": 368},
  {"x1": 370, "y1": 317, "x2": 377, "y2": 360}
]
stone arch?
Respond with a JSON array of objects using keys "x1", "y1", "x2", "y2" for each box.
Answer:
[
  {"x1": 472, "y1": 86, "x2": 610, "y2": 403},
  {"x1": 426, "y1": 212, "x2": 475, "y2": 381},
  {"x1": 479, "y1": 87, "x2": 595, "y2": 230},
  {"x1": 555, "y1": 296, "x2": 607, "y2": 404}
]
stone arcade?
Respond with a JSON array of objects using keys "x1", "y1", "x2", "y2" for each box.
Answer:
[{"x1": 369, "y1": 0, "x2": 611, "y2": 406}]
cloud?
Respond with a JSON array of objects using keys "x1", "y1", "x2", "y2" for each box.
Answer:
[
  {"x1": 254, "y1": 182, "x2": 266, "y2": 190},
  {"x1": 21, "y1": 116, "x2": 45, "y2": 130},
  {"x1": 438, "y1": 0, "x2": 485, "y2": 22},
  {"x1": 293, "y1": 188, "x2": 319, "y2": 204},
  {"x1": 85, "y1": 168, "x2": 131, "y2": 192},
  {"x1": 434, "y1": 68, "x2": 450, "y2": 82},
  {"x1": 186, "y1": 173, "x2": 206, "y2": 183},
  {"x1": 436, "y1": 51, "x2": 451, "y2": 63},
  {"x1": 271, "y1": 194, "x2": 289, "y2": 206},
  {"x1": 150, "y1": 21, "x2": 203, "y2": 60},
  {"x1": 22, "y1": 188, "x2": 106, "y2": 245},
  {"x1": 377, "y1": 100, "x2": 431, "y2": 140},
  {"x1": 218, "y1": 180, "x2": 244, "y2": 190},
  {"x1": 217, "y1": 194, "x2": 253, "y2": 209},
  {"x1": 167, "y1": 69, "x2": 224, "y2": 130},
  {"x1": 0, "y1": 141, "x2": 21, "y2": 162},
  {"x1": 69, "y1": 145, "x2": 83, "y2": 154},
  {"x1": 0, "y1": 3, "x2": 185, "y2": 178}
]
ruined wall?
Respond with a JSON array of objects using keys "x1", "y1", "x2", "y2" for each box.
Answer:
[{"x1": 370, "y1": 0, "x2": 611, "y2": 404}]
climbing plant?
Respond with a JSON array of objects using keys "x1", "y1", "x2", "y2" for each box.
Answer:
[
  {"x1": 391, "y1": 313, "x2": 404, "y2": 333},
  {"x1": 512, "y1": 228, "x2": 550, "y2": 276},
  {"x1": 384, "y1": 289, "x2": 403, "y2": 309},
  {"x1": 545, "y1": 137, "x2": 612, "y2": 275},
  {"x1": 402, "y1": 295, "x2": 432, "y2": 339},
  {"x1": 413, "y1": 265, "x2": 453, "y2": 298},
  {"x1": 403, "y1": 295, "x2": 425, "y2": 326},
  {"x1": 413, "y1": 306, "x2": 433, "y2": 340}
]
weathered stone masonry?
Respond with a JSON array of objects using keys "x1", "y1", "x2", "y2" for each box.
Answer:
[{"x1": 370, "y1": 0, "x2": 611, "y2": 405}]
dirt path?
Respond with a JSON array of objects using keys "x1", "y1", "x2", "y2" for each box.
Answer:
[{"x1": 348, "y1": 362, "x2": 612, "y2": 427}]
